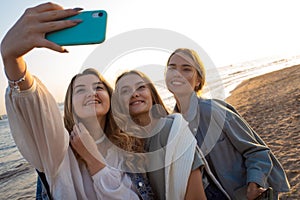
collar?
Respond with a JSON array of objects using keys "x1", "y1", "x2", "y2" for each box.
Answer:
[{"x1": 184, "y1": 92, "x2": 199, "y2": 122}]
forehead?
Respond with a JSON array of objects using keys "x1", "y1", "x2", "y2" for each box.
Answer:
[
  {"x1": 169, "y1": 53, "x2": 195, "y2": 66},
  {"x1": 74, "y1": 74, "x2": 101, "y2": 86},
  {"x1": 117, "y1": 73, "x2": 147, "y2": 88}
]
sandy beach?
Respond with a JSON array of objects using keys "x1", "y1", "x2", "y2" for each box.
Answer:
[
  {"x1": 0, "y1": 65, "x2": 299, "y2": 199},
  {"x1": 226, "y1": 65, "x2": 300, "y2": 199}
]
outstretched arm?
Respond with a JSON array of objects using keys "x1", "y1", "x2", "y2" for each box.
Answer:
[
  {"x1": 2, "y1": 2, "x2": 82, "y2": 178},
  {"x1": 1, "y1": 2, "x2": 81, "y2": 91}
]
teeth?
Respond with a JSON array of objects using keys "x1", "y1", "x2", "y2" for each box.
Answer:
[
  {"x1": 171, "y1": 81, "x2": 184, "y2": 85},
  {"x1": 130, "y1": 100, "x2": 143, "y2": 105},
  {"x1": 86, "y1": 100, "x2": 101, "y2": 105}
]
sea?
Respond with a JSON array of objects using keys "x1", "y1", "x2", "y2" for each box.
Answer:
[{"x1": 1, "y1": 55, "x2": 300, "y2": 199}]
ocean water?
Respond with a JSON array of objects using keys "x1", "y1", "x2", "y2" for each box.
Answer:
[
  {"x1": 0, "y1": 55, "x2": 299, "y2": 199},
  {"x1": 0, "y1": 118, "x2": 37, "y2": 200}
]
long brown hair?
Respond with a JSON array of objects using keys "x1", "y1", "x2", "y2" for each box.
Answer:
[{"x1": 64, "y1": 68, "x2": 144, "y2": 153}]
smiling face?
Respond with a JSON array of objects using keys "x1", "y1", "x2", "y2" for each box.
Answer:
[
  {"x1": 165, "y1": 52, "x2": 201, "y2": 96},
  {"x1": 116, "y1": 73, "x2": 153, "y2": 119},
  {"x1": 72, "y1": 74, "x2": 110, "y2": 120}
]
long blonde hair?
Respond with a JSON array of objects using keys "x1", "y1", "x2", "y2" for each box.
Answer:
[{"x1": 113, "y1": 70, "x2": 169, "y2": 132}]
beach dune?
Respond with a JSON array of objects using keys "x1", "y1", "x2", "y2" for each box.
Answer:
[{"x1": 226, "y1": 65, "x2": 300, "y2": 199}]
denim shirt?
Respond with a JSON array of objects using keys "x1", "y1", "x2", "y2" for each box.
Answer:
[
  {"x1": 181, "y1": 94, "x2": 290, "y2": 199},
  {"x1": 36, "y1": 171, "x2": 155, "y2": 200},
  {"x1": 36, "y1": 170, "x2": 51, "y2": 200}
]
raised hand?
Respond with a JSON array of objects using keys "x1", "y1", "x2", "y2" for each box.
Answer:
[
  {"x1": 1, "y1": 2, "x2": 82, "y2": 91},
  {"x1": 1, "y1": 2, "x2": 82, "y2": 58},
  {"x1": 247, "y1": 182, "x2": 266, "y2": 200},
  {"x1": 70, "y1": 123, "x2": 106, "y2": 175}
]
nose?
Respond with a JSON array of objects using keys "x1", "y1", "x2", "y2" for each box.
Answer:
[
  {"x1": 172, "y1": 69, "x2": 182, "y2": 77},
  {"x1": 87, "y1": 88, "x2": 97, "y2": 97},
  {"x1": 131, "y1": 89, "x2": 140, "y2": 98}
]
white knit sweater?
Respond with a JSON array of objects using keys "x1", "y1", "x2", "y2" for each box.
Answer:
[{"x1": 165, "y1": 113, "x2": 197, "y2": 200}]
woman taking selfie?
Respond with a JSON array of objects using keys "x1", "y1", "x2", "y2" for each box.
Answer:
[{"x1": 2, "y1": 2, "x2": 154, "y2": 199}]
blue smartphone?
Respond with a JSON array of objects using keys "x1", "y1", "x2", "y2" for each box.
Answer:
[{"x1": 46, "y1": 10, "x2": 107, "y2": 46}]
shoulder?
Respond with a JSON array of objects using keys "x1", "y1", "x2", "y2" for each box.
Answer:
[
  {"x1": 198, "y1": 97, "x2": 227, "y2": 108},
  {"x1": 198, "y1": 97, "x2": 239, "y2": 115},
  {"x1": 167, "y1": 113, "x2": 183, "y2": 120},
  {"x1": 166, "y1": 113, "x2": 189, "y2": 127}
]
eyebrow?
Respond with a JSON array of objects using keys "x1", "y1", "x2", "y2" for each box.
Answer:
[
  {"x1": 74, "y1": 81, "x2": 104, "y2": 90},
  {"x1": 168, "y1": 63, "x2": 192, "y2": 67},
  {"x1": 119, "y1": 81, "x2": 145, "y2": 91}
]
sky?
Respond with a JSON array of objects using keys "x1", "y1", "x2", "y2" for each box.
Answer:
[{"x1": 1, "y1": 0, "x2": 300, "y2": 115}]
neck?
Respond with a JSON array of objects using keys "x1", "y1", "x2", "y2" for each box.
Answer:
[
  {"x1": 175, "y1": 92, "x2": 192, "y2": 117},
  {"x1": 81, "y1": 116, "x2": 106, "y2": 141},
  {"x1": 133, "y1": 115, "x2": 159, "y2": 135},
  {"x1": 132, "y1": 112, "x2": 151, "y2": 127}
]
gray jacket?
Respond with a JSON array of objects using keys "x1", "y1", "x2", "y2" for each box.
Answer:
[{"x1": 178, "y1": 94, "x2": 290, "y2": 199}]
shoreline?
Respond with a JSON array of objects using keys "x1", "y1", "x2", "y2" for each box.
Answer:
[{"x1": 226, "y1": 65, "x2": 300, "y2": 199}]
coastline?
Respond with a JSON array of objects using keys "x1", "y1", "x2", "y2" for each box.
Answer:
[
  {"x1": 226, "y1": 65, "x2": 300, "y2": 199},
  {"x1": 1, "y1": 65, "x2": 299, "y2": 199}
]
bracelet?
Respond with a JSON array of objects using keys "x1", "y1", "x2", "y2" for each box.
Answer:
[{"x1": 6, "y1": 64, "x2": 27, "y2": 92}]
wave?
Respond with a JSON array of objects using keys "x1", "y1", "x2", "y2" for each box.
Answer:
[{"x1": 0, "y1": 163, "x2": 32, "y2": 182}]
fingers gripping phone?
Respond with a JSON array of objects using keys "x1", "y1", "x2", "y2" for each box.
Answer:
[
  {"x1": 46, "y1": 10, "x2": 107, "y2": 46},
  {"x1": 255, "y1": 187, "x2": 273, "y2": 200}
]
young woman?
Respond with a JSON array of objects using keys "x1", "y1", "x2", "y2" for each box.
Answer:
[
  {"x1": 2, "y1": 2, "x2": 154, "y2": 199},
  {"x1": 112, "y1": 70, "x2": 207, "y2": 200},
  {"x1": 165, "y1": 48, "x2": 290, "y2": 200}
]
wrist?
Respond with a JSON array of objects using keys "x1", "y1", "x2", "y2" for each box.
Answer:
[
  {"x1": 1, "y1": 40, "x2": 19, "y2": 60},
  {"x1": 86, "y1": 156, "x2": 105, "y2": 176},
  {"x1": 248, "y1": 182, "x2": 260, "y2": 188}
]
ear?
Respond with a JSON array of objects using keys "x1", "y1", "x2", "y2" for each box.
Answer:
[{"x1": 195, "y1": 76, "x2": 201, "y2": 89}]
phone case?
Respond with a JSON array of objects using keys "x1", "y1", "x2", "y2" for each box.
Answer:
[{"x1": 46, "y1": 10, "x2": 107, "y2": 46}]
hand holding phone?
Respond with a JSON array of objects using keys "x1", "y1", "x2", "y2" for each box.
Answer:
[
  {"x1": 46, "y1": 10, "x2": 107, "y2": 46},
  {"x1": 254, "y1": 187, "x2": 273, "y2": 200}
]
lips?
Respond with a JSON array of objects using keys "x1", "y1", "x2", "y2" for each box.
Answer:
[
  {"x1": 170, "y1": 79, "x2": 186, "y2": 86},
  {"x1": 84, "y1": 99, "x2": 102, "y2": 106},
  {"x1": 129, "y1": 100, "x2": 144, "y2": 106}
]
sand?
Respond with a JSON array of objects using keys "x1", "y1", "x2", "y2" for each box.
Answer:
[{"x1": 226, "y1": 65, "x2": 300, "y2": 199}]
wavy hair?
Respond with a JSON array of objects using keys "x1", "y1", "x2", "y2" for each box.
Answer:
[{"x1": 112, "y1": 70, "x2": 169, "y2": 135}]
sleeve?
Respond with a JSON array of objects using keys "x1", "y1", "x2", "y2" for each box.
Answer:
[
  {"x1": 220, "y1": 107, "x2": 273, "y2": 187},
  {"x1": 191, "y1": 147, "x2": 205, "y2": 170},
  {"x1": 5, "y1": 77, "x2": 69, "y2": 179},
  {"x1": 92, "y1": 167, "x2": 140, "y2": 200}
]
